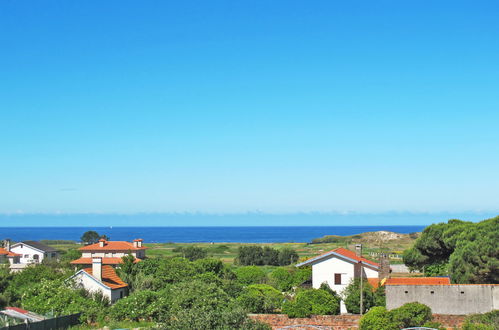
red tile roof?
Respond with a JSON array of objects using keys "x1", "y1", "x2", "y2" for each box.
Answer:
[
  {"x1": 333, "y1": 248, "x2": 380, "y2": 267},
  {"x1": 385, "y1": 277, "x2": 451, "y2": 285},
  {"x1": 367, "y1": 278, "x2": 380, "y2": 289},
  {"x1": 5, "y1": 307, "x2": 29, "y2": 314},
  {"x1": 0, "y1": 248, "x2": 21, "y2": 257},
  {"x1": 79, "y1": 241, "x2": 147, "y2": 251},
  {"x1": 82, "y1": 265, "x2": 128, "y2": 289},
  {"x1": 70, "y1": 257, "x2": 142, "y2": 265}
]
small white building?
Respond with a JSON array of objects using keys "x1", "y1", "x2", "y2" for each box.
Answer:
[
  {"x1": 70, "y1": 257, "x2": 128, "y2": 303},
  {"x1": 9, "y1": 240, "x2": 60, "y2": 264},
  {"x1": 296, "y1": 247, "x2": 381, "y2": 293}
]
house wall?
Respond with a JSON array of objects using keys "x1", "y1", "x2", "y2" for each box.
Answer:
[
  {"x1": 311, "y1": 257, "x2": 379, "y2": 294},
  {"x1": 312, "y1": 257, "x2": 355, "y2": 293},
  {"x1": 81, "y1": 251, "x2": 141, "y2": 258},
  {"x1": 386, "y1": 284, "x2": 499, "y2": 315},
  {"x1": 110, "y1": 287, "x2": 127, "y2": 302},
  {"x1": 72, "y1": 272, "x2": 113, "y2": 301},
  {"x1": 10, "y1": 245, "x2": 58, "y2": 264}
]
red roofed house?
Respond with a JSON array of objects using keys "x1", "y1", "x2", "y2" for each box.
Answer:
[
  {"x1": 296, "y1": 247, "x2": 383, "y2": 294},
  {"x1": 0, "y1": 246, "x2": 21, "y2": 266},
  {"x1": 71, "y1": 238, "x2": 147, "y2": 266},
  {"x1": 70, "y1": 257, "x2": 128, "y2": 302}
]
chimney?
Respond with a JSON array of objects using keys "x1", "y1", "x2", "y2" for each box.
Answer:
[
  {"x1": 378, "y1": 253, "x2": 391, "y2": 280},
  {"x1": 133, "y1": 239, "x2": 143, "y2": 248},
  {"x1": 355, "y1": 244, "x2": 363, "y2": 257},
  {"x1": 4, "y1": 239, "x2": 10, "y2": 251},
  {"x1": 98, "y1": 238, "x2": 106, "y2": 248},
  {"x1": 92, "y1": 257, "x2": 102, "y2": 281}
]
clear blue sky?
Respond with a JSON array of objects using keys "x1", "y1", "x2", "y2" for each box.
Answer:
[{"x1": 1, "y1": 1, "x2": 498, "y2": 224}]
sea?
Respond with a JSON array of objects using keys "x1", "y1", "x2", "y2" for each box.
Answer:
[{"x1": 0, "y1": 226, "x2": 425, "y2": 243}]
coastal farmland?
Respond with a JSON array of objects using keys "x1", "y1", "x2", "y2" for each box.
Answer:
[{"x1": 45, "y1": 231, "x2": 418, "y2": 265}]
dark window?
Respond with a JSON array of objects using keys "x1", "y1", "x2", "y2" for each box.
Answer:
[
  {"x1": 461, "y1": 291, "x2": 465, "y2": 294},
  {"x1": 404, "y1": 291, "x2": 408, "y2": 294},
  {"x1": 430, "y1": 291, "x2": 434, "y2": 294},
  {"x1": 334, "y1": 273, "x2": 342, "y2": 285}
]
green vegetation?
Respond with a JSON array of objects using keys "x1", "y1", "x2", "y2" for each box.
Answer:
[
  {"x1": 403, "y1": 216, "x2": 499, "y2": 283},
  {"x1": 282, "y1": 285, "x2": 340, "y2": 318},
  {"x1": 80, "y1": 230, "x2": 108, "y2": 245},
  {"x1": 343, "y1": 279, "x2": 385, "y2": 314},
  {"x1": 359, "y1": 302, "x2": 435, "y2": 330},
  {"x1": 462, "y1": 310, "x2": 499, "y2": 330},
  {"x1": 236, "y1": 246, "x2": 299, "y2": 266}
]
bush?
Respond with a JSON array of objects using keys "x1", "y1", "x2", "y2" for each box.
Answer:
[
  {"x1": 462, "y1": 310, "x2": 499, "y2": 330},
  {"x1": 343, "y1": 279, "x2": 376, "y2": 314},
  {"x1": 283, "y1": 288, "x2": 340, "y2": 318},
  {"x1": 236, "y1": 246, "x2": 299, "y2": 266},
  {"x1": 174, "y1": 246, "x2": 208, "y2": 261},
  {"x1": 359, "y1": 306, "x2": 398, "y2": 330},
  {"x1": 237, "y1": 284, "x2": 283, "y2": 313},
  {"x1": 110, "y1": 290, "x2": 161, "y2": 321},
  {"x1": 390, "y1": 302, "x2": 432, "y2": 329},
  {"x1": 235, "y1": 266, "x2": 266, "y2": 285},
  {"x1": 268, "y1": 267, "x2": 311, "y2": 292}
]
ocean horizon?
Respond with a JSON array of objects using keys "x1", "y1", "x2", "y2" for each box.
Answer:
[{"x1": 0, "y1": 225, "x2": 426, "y2": 243}]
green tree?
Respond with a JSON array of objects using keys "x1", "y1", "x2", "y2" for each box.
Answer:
[
  {"x1": 110, "y1": 290, "x2": 161, "y2": 321},
  {"x1": 80, "y1": 231, "x2": 101, "y2": 245},
  {"x1": 237, "y1": 284, "x2": 283, "y2": 313},
  {"x1": 278, "y1": 248, "x2": 299, "y2": 266},
  {"x1": 234, "y1": 266, "x2": 266, "y2": 285},
  {"x1": 462, "y1": 310, "x2": 499, "y2": 330},
  {"x1": 343, "y1": 279, "x2": 376, "y2": 314},
  {"x1": 174, "y1": 246, "x2": 208, "y2": 261}
]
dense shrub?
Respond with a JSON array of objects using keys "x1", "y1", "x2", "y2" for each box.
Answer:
[
  {"x1": 283, "y1": 287, "x2": 340, "y2": 318},
  {"x1": 110, "y1": 290, "x2": 161, "y2": 321},
  {"x1": 234, "y1": 266, "x2": 266, "y2": 285},
  {"x1": 360, "y1": 302, "x2": 433, "y2": 330},
  {"x1": 390, "y1": 302, "x2": 432, "y2": 328},
  {"x1": 237, "y1": 284, "x2": 283, "y2": 313},
  {"x1": 268, "y1": 267, "x2": 311, "y2": 292},
  {"x1": 237, "y1": 246, "x2": 299, "y2": 266},
  {"x1": 343, "y1": 279, "x2": 376, "y2": 314},
  {"x1": 359, "y1": 306, "x2": 398, "y2": 330},
  {"x1": 173, "y1": 246, "x2": 208, "y2": 261},
  {"x1": 462, "y1": 310, "x2": 499, "y2": 330}
]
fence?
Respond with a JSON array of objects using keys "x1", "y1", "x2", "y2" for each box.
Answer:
[{"x1": 0, "y1": 313, "x2": 81, "y2": 330}]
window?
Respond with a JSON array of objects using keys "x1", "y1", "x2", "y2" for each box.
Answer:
[
  {"x1": 24, "y1": 254, "x2": 29, "y2": 258},
  {"x1": 120, "y1": 291, "x2": 124, "y2": 298},
  {"x1": 334, "y1": 273, "x2": 342, "y2": 285}
]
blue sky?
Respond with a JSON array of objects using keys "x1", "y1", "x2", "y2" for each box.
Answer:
[{"x1": 0, "y1": 1, "x2": 498, "y2": 225}]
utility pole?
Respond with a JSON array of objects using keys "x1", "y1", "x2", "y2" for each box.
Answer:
[{"x1": 356, "y1": 244, "x2": 363, "y2": 315}]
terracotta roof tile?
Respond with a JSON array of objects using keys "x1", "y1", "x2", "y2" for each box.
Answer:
[
  {"x1": 385, "y1": 277, "x2": 451, "y2": 285},
  {"x1": 71, "y1": 257, "x2": 142, "y2": 265},
  {"x1": 79, "y1": 241, "x2": 147, "y2": 251},
  {"x1": 0, "y1": 248, "x2": 21, "y2": 257},
  {"x1": 333, "y1": 248, "x2": 380, "y2": 267},
  {"x1": 83, "y1": 265, "x2": 128, "y2": 289}
]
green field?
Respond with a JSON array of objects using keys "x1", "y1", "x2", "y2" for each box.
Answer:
[{"x1": 45, "y1": 230, "x2": 418, "y2": 265}]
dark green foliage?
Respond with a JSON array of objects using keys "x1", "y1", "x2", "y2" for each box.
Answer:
[
  {"x1": 359, "y1": 306, "x2": 398, "y2": 330},
  {"x1": 390, "y1": 302, "x2": 432, "y2": 328},
  {"x1": 403, "y1": 216, "x2": 499, "y2": 283},
  {"x1": 237, "y1": 284, "x2": 283, "y2": 313},
  {"x1": 282, "y1": 287, "x2": 340, "y2": 318},
  {"x1": 236, "y1": 246, "x2": 299, "y2": 266},
  {"x1": 343, "y1": 279, "x2": 376, "y2": 314},
  {"x1": 359, "y1": 302, "x2": 433, "y2": 330},
  {"x1": 110, "y1": 290, "x2": 163, "y2": 322},
  {"x1": 173, "y1": 246, "x2": 208, "y2": 261},
  {"x1": 80, "y1": 230, "x2": 105, "y2": 244},
  {"x1": 234, "y1": 266, "x2": 266, "y2": 285},
  {"x1": 278, "y1": 248, "x2": 299, "y2": 266},
  {"x1": 373, "y1": 286, "x2": 386, "y2": 307},
  {"x1": 268, "y1": 266, "x2": 312, "y2": 292},
  {"x1": 462, "y1": 310, "x2": 499, "y2": 330}
]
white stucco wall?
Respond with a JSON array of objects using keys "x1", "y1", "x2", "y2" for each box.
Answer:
[
  {"x1": 10, "y1": 244, "x2": 58, "y2": 264},
  {"x1": 311, "y1": 256, "x2": 379, "y2": 294},
  {"x1": 72, "y1": 272, "x2": 113, "y2": 301},
  {"x1": 312, "y1": 256, "x2": 355, "y2": 293}
]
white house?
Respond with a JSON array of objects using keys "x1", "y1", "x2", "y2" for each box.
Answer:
[
  {"x1": 0, "y1": 246, "x2": 21, "y2": 265},
  {"x1": 9, "y1": 241, "x2": 59, "y2": 265},
  {"x1": 296, "y1": 247, "x2": 383, "y2": 294},
  {"x1": 71, "y1": 238, "x2": 146, "y2": 266},
  {"x1": 70, "y1": 257, "x2": 128, "y2": 302}
]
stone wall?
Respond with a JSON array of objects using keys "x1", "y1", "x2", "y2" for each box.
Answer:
[
  {"x1": 386, "y1": 284, "x2": 498, "y2": 315},
  {"x1": 249, "y1": 314, "x2": 467, "y2": 330}
]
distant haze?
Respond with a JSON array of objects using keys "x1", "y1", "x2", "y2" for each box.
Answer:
[{"x1": 0, "y1": 212, "x2": 496, "y2": 227}]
